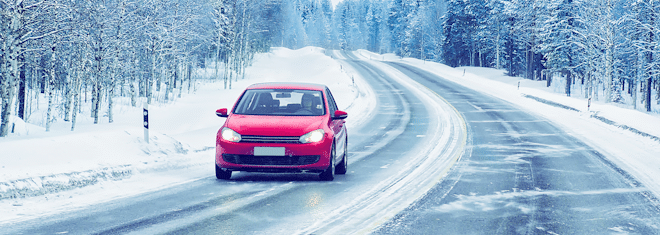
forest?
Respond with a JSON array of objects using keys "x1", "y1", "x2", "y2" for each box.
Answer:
[{"x1": 1, "y1": 0, "x2": 659, "y2": 137}]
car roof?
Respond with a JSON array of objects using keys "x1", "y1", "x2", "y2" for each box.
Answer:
[{"x1": 246, "y1": 82, "x2": 328, "y2": 91}]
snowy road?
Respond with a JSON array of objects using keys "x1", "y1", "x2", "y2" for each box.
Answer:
[
  {"x1": 367, "y1": 59, "x2": 660, "y2": 234},
  {"x1": 1, "y1": 51, "x2": 465, "y2": 234}
]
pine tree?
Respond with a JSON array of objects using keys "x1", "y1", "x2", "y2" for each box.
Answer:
[
  {"x1": 442, "y1": 0, "x2": 474, "y2": 67},
  {"x1": 537, "y1": 0, "x2": 582, "y2": 96}
]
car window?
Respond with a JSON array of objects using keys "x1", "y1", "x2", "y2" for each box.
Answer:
[
  {"x1": 325, "y1": 88, "x2": 338, "y2": 114},
  {"x1": 233, "y1": 89, "x2": 325, "y2": 116}
]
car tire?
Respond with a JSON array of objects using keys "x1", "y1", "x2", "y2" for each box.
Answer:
[
  {"x1": 215, "y1": 164, "x2": 232, "y2": 180},
  {"x1": 335, "y1": 136, "x2": 347, "y2": 175},
  {"x1": 319, "y1": 142, "x2": 336, "y2": 181}
]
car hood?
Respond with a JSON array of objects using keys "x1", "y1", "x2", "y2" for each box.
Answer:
[{"x1": 225, "y1": 115, "x2": 326, "y2": 136}]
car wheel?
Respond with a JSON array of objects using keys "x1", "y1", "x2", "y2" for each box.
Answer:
[
  {"x1": 335, "y1": 136, "x2": 347, "y2": 175},
  {"x1": 215, "y1": 164, "x2": 232, "y2": 180},
  {"x1": 319, "y1": 142, "x2": 336, "y2": 181}
]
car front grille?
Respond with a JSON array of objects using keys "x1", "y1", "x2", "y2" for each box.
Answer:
[
  {"x1": 240, "y1": 135, "x2": 301, "y2": 144},
  {"x1": 223, "y1": 154, "x2": 320, "y2": 166}
]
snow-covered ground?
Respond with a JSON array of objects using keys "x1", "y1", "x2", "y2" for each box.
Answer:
[{"x1": 2, "y1": 47, "x2": 660, "y2": 225}]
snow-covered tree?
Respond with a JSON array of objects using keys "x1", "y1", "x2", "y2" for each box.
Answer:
[
  {"x1": 0, "y1": 0, "x2": 56, "y2": 136},
  {"x1": 626, "y1": 0, "x2": 659, "y2": 112},
  {"x1": 537, "y1": 0, "x2": 584, "y2": 97},
  {"x1": 442, "y1": 0, "x2": 477, "y2": 67}
]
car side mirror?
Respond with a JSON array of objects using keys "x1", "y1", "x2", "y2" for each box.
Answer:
[
  {"x1": 216, "y1": 108, "x2": 229, "y2": 118},
  {"x1": 333, "y1": 110, "x2": 348, "y2": 120}
]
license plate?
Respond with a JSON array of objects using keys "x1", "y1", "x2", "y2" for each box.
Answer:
[{"x1": 254, "y1": 147, "x2": 285, "y2": 156}]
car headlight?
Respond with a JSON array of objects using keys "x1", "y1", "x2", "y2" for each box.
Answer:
[
  {"x1": 300, "y1": 129, "x2": 325, "y2": 144},
  {"x1": 221, "y1": 127, "x2": 242, "y2": 142}
]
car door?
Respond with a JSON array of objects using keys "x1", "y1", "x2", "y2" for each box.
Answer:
[{"x1": 325, "y1": 88, "x2": 347, "y2": 161}]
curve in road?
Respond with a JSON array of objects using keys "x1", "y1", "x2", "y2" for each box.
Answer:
[{"x1": 372, "y1": 59, "x2": 660, "y2": 234}]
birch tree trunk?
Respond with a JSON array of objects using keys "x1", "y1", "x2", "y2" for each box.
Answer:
[
  {"x1": 17, "y1": 55, "x2": 26, "y2": 120},
  {"x1": 108, "y1": 78, "x2": 115, "y2": 123},
  {"x1": 164, "y1": 69, "x2": 171, "y2": 102},
  {"x1": 178, "y1": 60, "x2": 184, "y2": 98},
  {"x1": 0, "y1": 77, "x2": 15, "y2": 137},
  {"x1": 91, "y1": 76, "x2": 97, "y2": 118},
  {"x1": 130, "y1": 80, "x2": 137, "y2": 107},
  {"x1": 63, "y1": 73, "x2": 72, "y2": 122},
  {"x1": 71, "y1": 70, "x2": 81, "y2": 131},
  {"x1": 0, "y1": 39, "x2": 21, "y2": 137},
  {"x1": 91, "y1": 50, "x2": 103, "y2": 124},
  {"x1": 187, "y1": 60, "x2": 194, "y2": 94},
  {"x1": 585, "y1": 71, "x2": 591, "y2": 99},
  {"x1": 45, "y1": 82, "x2": 53, "y2": 132},
  {"x1": 0, "y1": 54, "x2": 12, "y2": 136},
  {"x1": 604, "y1": 41, "x2": 613, "y2": 102},
  {"x1": 0, "y1": 9, "x2": 20, "y2": 136},
  {"x1": 46, "y1": 45, "x2": 58, "y2": 131}
]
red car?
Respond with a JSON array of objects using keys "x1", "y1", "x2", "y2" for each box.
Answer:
[{"x1": 215, "y1": 83, "x2": 348, "y2": 181}]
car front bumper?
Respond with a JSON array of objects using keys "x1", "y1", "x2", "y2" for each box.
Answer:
[{"x1": 216, "y1": 139, "x2": 332, "y2": 172}]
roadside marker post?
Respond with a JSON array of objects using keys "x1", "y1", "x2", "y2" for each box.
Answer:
[{"x1": 143, "y1": 102, "x2": 149, "y2": 143}]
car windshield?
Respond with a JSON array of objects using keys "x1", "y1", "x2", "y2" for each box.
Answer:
[{"x1": 234, "y1": 89, "x2": 325, "y2": 116}]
